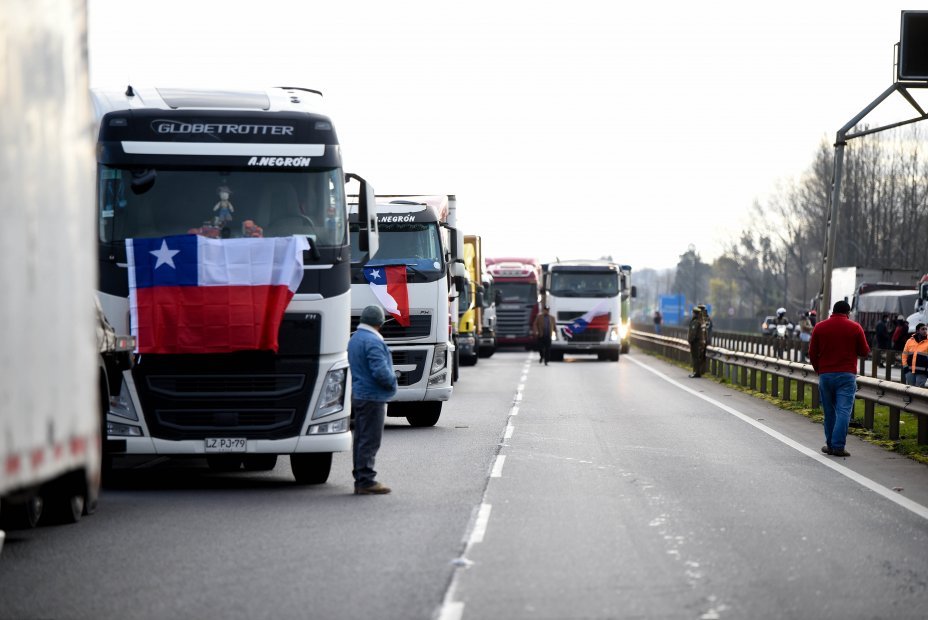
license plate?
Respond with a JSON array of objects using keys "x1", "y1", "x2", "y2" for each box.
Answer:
[{"x1": 205, "y1": 438, "x2": 247, "y2": 453}]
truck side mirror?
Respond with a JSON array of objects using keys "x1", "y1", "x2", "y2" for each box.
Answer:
[
  {"x1": 346, "y1": 172, "x2": 378, "y2": 258},
  {"x1": 631, "y1": 285, "x2": 637, "y2": 298}
]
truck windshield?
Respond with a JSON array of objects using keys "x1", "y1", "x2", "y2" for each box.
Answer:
[
  {"x1": 549, "y1": 271, "x2": 619, "y2": 297},
  {"x1": 496, "y1": 282, "x2": 537, "y2": 304},
  {"x1": 98, "y1": 167, "x2": 347, "y2": 246},
  {"x1": 350, "y1": 221, "x2": 443, "y2": 270}
]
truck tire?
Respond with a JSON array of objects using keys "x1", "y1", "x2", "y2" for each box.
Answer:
[
  {"x1": 478, "y1": 345, "x2": 495, "y2": 358},
  {"x1": 406, "y1": 402, "x2": 442, "y2": 427},
  {"x1": 291, "y1": 453, "x2": 332, "y2": 484},
  {"x1": 0, "y1": 495, "x2": 43, "y2": 529},
  {"x1": 461, "y1": 353, "x2": 478, "y2": 367}
]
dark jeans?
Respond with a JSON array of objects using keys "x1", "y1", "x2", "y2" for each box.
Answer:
[
  {"x1": 352, "y1": 398, "x2": 386, "y2": 488},
  {"x1": 537, "y1": 338, "x2": 551, "y2": 364}
]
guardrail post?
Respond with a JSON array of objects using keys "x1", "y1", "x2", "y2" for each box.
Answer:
[
  {"x1": 864, "y1": 399, "x2": 874, "y2": 429},
  {"x1": 783, "y1": 375, "x2": 792, "y2": 401},
  {"x1": 811, "y1": 383, "x2": 820, "y2": 408},
  {"x1": 751, "y1": 367, "x2": 758, "y2": 391},
  {"x1": 919, "y1": 415, "x2": 928, "y2": 446},
  {"x1": 796, "y1": 379, "x2": 805, "y2": 405},
  {"x1": 760, "y1": 370, "x2": 768, "y2": 394},
  {"x1": 771, "y1": 373, "x2": 780, "y2": 398},
  {"x1": 889, "y1": 406, "x2": 900, "y2": 441}
]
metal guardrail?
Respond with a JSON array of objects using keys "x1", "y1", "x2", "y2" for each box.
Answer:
[{"x1": 631, "y1": 329, "x2": 928, "y2": 446}]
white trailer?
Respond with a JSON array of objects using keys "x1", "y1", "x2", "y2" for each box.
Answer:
[{"x1": 1, "y1": 0, "x2": 102, "y2": 544}]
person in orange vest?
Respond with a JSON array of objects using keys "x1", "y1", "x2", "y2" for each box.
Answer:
[
  {"x1": 909, "y1": 324, "x2": 928, "y2": 388},
  {"x1": 901, "y1": 323, "x2": 925, "y2": 385}
]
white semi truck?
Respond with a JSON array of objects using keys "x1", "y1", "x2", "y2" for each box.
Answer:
[
  {"x1": 544, "y1": 259, "x2": 624, "y2": 362},
  {"x1": 92, "y1": 86, "x2": 378, "y2": 483},
  {"x1": 349, "y1": 195, "x2": 465, "y2": 427},
  {"x1": 1, "y1": 0, "x2": 104, "y2": 541}
]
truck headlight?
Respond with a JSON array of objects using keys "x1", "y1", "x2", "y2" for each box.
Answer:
[
  {"x1": 610, "y1": 326, "x2": 619, "y2": 342},
  {"x1": 109, "y1": 380, "x2": 138, "y2": 421},
  {"x1": 312, "y1": 367, "x2": 346, "y2": 419},
  {"x1": 431, "y1": 344, "x2": 448, "y2": 373},
  {"x1": 108, "y1": 420, "x2": 143, "y2": 437}
]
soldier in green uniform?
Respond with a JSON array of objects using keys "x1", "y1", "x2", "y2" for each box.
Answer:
[{"x1": 688, "y1": 306, "x2": 709, "y2": 378}]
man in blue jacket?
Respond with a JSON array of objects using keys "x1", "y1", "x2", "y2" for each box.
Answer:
[{"x1": 348, "y1": 305, "x2": 398, "y2": 495}]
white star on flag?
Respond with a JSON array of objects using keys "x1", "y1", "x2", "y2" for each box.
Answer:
[{"x1": 150, "y1": 239, "x2": 180, "y2": 269}]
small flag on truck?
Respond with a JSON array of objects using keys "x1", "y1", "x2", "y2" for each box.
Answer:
[{"x1": 363, "y1": 265, "x2": 410, "y2": 327}]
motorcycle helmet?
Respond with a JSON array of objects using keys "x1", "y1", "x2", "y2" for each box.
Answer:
[{"x1": 776, "y1": 307, "x2": 786, "y2": 316}]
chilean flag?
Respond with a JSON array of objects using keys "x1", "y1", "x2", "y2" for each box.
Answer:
[
  {"x1": 127, "y1": 234, "x2": 308, "y2": 354},
  {"x1": 561, "y1": 299, "x2": 611, "y2": 339},
  {"x1": 364, "y1": 265, "x2": 410, "y2": 327}
]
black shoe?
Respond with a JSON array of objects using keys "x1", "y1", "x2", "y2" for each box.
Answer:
[
  {"x1": 831, "y1": 448, "x2": 850, "y2": 457},
  {"x1": 688, "y1": 373, "x2": 701, "y2": 378},
  {"x1": 821, "y1": 445, "x2": 832, "y2": 455},
  {"x1": 545, "y1": 362, "x2": 549, "y2": 366}
]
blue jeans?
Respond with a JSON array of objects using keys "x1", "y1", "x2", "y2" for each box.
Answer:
[
  {"x1": 818, "y1": 373, "x2": 857, "y2": 451},
  {"x1": 352, "y1": 399, "x2": 386, "y2": 488}
]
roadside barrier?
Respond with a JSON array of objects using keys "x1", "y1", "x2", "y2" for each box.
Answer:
[{"x1": 631, "y1": 328, "x2": 928, "y2": 446}]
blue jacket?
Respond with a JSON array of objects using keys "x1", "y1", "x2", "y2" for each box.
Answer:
[{"x1": 348, "y1": 325, "x2": 397, "y2": 402}]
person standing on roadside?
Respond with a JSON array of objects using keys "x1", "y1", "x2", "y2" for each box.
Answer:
[
  {"x1": 908, "y1": 324, "x2": 928, "y2": 387},
  {"x1": 901, "y1": 323, "x2": 924, "y2": 385},
  {"x1": 653, "y1": 309, "x2": 663, "y2": 335},
  {"x1": 808, "y1": 300, "x2": 870, "y2": 457},
  {"x1": 532, "y1": 306, "x2": 555, "y2": 365},
  {"x1": 348, "y1": 305, "x2": 397, "y2": 495},
  {"x1": 687, "y1": 306, "x2": 708, "y2": 378}
]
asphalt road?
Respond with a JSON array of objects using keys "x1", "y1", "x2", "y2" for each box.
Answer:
[{"x1": 2, "y1": 350, "x2": 927, "y2": 620}]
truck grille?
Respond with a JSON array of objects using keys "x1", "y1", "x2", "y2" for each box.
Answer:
[
  {"x1": 497, "y1": 308, "x2": 531, "y2": 337},
  {"x1": 156, "y1": 409, "x2": 294, "y2": 432},
  {"x1": 350, "y1": 314, "x2": 432, "y2": 339},
  {"x1": 147, "y1": 375, "x2": 304, "y2": 398},
  {"x1": 564, "y1": 329, "x2": 608, "y2": 343}
]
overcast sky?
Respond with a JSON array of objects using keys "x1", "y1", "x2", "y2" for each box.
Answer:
[{"x1": 88, "y1": 0, "x2": 920, "y2": 270}]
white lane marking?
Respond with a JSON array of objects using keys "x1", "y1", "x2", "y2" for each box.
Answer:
[
  {"x1": 509, "y1": 405, "x2": 519, "y2": 416},
  {"x1": 504, "y1": 424, "x2": 515, "y2": 440},
  {"x1": 627, "y1": 356, "x2": 928, "y2": 521},
  {"x1": 514, "y1": 391, "x2": 523, "y2": 402},
  {"x1": 437, "y1": 602, "x2": 464, "y2": 620},
  {"x1": 469, "y1": 503, "x2": 493, "y2": 544},
  {"x1": 491, "y1": 455, "x2": 506, "y2": 477}
]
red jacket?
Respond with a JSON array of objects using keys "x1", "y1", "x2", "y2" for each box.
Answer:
[{"x1": 808, "y1": 313, "x2": 870, "y2": 374}]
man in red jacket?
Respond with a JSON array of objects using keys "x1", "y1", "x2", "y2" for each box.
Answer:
[{"x1": 808, "y1": 300, "x2": 870, "y2": 457}]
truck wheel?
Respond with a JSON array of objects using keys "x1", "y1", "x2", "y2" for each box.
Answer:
[
  {"x1": 243, "y1": 455, "x2": 278, "y2": 471},
  {"x1": 206, "y1": 456, "x2": 244, "y2": 472},
  {"x1": 461, "y1": 353, "x2": 478, "y2": 367},
  {"x1": 291, "y1": 453, "x2": 332, "y2": 484},
  {"x1": 406, "y1": 402, "x2": 442, "y2": 427},
  {"x1": 0, "y1": 495, "x2": 44, "y2": 529},
  {"x1": 621, "y1": 342, "x2": 630, "y2": 354},
  {"x1": 478, "y1": 345, "x2": 495, "y2": 358}
]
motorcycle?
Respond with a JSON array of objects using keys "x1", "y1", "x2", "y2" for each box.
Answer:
[{"x1": 773, "y1": 322, "x2": 794, "y2": 358}]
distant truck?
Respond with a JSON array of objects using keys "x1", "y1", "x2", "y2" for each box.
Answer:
[
  {"x1": 350, "y1": 196, "x2": 464, "y2": 427},
  {"x1": 831, "y1": 266, "x2": 919, "y2": 307},
  {"x1": 543, "y1": 259, "x2": 624, "y2": 362},
  {"x1": 618, "y1": 264, "x2": 636, "y2": 353},
  {"x1": 459, "y1": 235, "x2": 495, "y2": 363},
  {"x1": 831, "y1": 267, "x2": 920, "y2": 343},
  {"x1": 479, "y1": 269, "x2": 497, "y2": 357},
  {"x1": 485, "y1": 257, "x2": 541, "y2": 349}
]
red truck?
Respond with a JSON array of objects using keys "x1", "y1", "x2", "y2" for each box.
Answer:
[{"x1": 485, "y1": 257, "x2": 541, "y2": 349}]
